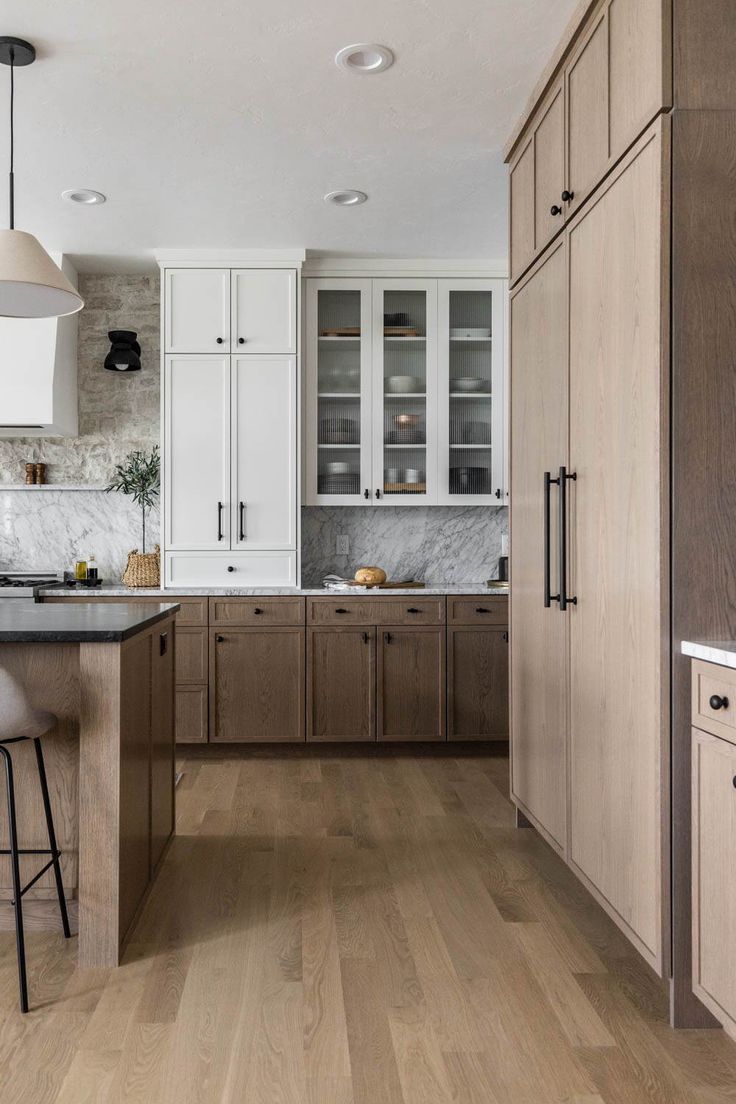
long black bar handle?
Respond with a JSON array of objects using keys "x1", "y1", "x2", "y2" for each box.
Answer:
[
  {"x1": 239, "y1": 501, "x2": 245, "y2": 542},
  {"x1": 544, "y1": 472, "x2": 560, "y2": 607},
  {"x1": 558, "y1": 466, "x2": 577, "y2": 611},
  {"x1": 217, "y1": 501, "x2": 223, "y2": 542}
]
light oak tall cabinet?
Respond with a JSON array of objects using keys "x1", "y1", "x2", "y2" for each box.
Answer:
[{"x1": 507, "y1": 0, "x2": 736, "y2": 1028}]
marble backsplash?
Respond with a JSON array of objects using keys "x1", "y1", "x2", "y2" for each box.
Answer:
[{"x1": 301, "y1": 505, "x2": 508, "y2": 586}]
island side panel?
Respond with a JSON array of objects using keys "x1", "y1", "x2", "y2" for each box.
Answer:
[{"x1": 0, "y1": 643, "x2": 79, "y2": 929}]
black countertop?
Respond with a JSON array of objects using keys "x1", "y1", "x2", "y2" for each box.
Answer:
[{"x1": 0, "y1": 600, "x2": 180, "y2": 642}]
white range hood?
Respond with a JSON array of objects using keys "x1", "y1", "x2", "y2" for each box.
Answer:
[{"x1": 0, "y1": 253, "x2": 79, "y2": 437}]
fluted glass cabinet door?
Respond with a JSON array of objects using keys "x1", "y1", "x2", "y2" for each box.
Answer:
[
  {"x1": 305, "y1": 279, "x2": 372, "y2": 505},
  {"x1": 372, "y1": 280, "x2": 438, "y2": 504},
  {"x1": 438, "y1": 279, "x2": 506, "y2": 504}
]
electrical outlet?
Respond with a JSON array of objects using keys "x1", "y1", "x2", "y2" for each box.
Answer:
[{"x1": 336, "y1": 534, "x2": 349, "y2": 556}]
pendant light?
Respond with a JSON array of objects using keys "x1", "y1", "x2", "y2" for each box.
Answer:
[{"x1": 0, "y1": 37, "x2": 83, "y2": 318}]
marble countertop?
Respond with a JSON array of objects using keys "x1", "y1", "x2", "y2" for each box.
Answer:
[
  {"x1": 682, "y1": 640, "x2": 736, "y2": 669},
  {"x1": 40, "y1": 583, "x2": 509, "y2": 598},
  {"x1": 0, "y1": 600, "x2": 180, "y2": 642}
]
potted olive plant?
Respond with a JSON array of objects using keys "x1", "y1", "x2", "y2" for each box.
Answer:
[{"x1": 106, "y1": 446, "x2": 161, "y2": 586}]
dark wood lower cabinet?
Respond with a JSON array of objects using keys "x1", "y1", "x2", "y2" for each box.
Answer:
[
  {"x1": 377, "y1": 627, "x2": 446, "y2": 741},
  {"x1": 307, "y1": 627, "x2": 375, "y2": 741},
  {"x1": 211, "y1": 628, "x2": 305, "y2": 742},
  {"x1": 448, "y1": 626, "x2": 509, "y2": 740}
]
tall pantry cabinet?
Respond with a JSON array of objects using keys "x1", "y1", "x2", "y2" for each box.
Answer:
[
  {"x1": 507, "y1": 0, "x2": 736, "y2": 1027},
  {"x1": 158, "y1": 255, "x2": 303, "y2": 587}
]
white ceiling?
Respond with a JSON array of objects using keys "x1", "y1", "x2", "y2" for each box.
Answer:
[{"x1": 1, "y1": 1, "x2": 577, "y2": 271}]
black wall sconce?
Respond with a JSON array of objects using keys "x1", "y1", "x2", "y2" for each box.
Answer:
[{"x1": 104, "y1": 329, "x2": 141, "y2": 373}]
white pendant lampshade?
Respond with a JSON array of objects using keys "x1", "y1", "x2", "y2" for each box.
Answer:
[
  {"x1": 0, "y1": 229, "x2": 83, "y2": 317},
  {"x1": 0, "y1": 36, "x2": 84, "y2": 319}
]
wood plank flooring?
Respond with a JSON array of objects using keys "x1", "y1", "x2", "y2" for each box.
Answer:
[{"x1": 1, "y1": 746, "x2": 735, "y2": 1103}]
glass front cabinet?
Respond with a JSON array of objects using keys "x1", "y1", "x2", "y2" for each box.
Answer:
[{"x1": 305, "y1": 277, "x2": 506, "y2": 506}]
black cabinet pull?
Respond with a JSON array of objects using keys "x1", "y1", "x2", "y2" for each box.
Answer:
[
  {"x1": 253, "y1": 607, "x2": 263, "y2": 615},
  {"x1": 550, "y1": 204, "x2": 562, "y2": 216},
  {"x1": 239, "y1": 501, "x2": 245, "y2": 541},
  {"x1": 375, "y1": 488, "x2": 381, "y2": 499},
  {"x1": 227, "y1": 565, "x2": 235, "y2": 573},
  {"x1": 384, "y1": 632, "x2": 392, "y2": 644},
  {"x1": 335, "y1": 608, "x2": 348, "y2": 614},
  {"x1": 216, "y1": 337, "x2": 224, "y2": 344},
  {"x1": 364, "y1": 488, "x2": 370, "y2": 499},
  {"x1": 502, "y1": 631, "x2": 509, "y2": 643},
  {"x1": 495, "y1": 488, "x2": 502, "y2": 499},
  {"x1": 558, "y1": 467, "x2": 577, "y2": 611},
  {"x1": 544, "y1": 471, "x2": 560, "y2": 608},
  {"x1": 476, "y1": 606, "x2": 490, "y2": 613},
  {"x1": 561, "y1": 190, "x2": 574, "y2": 202},
  {"x1": 159, "y1": 631, "x2": 168, "y2": 656},
  {"x1": 363, "y1": 631, "x2": 369, "y2": 644},
  {"x1": 238, "y1": 337, "x2": 245, "y2": 344},
  {"x1": 217, "y1": 501, "x2": 224, "y2": 541},
  {"x1": 732, "y1": 775, "x2": 736, "y2": 789},
  {"x1": 407, "y1": 607, "x2": 420, "y2": 614},
  {"x1": 216, "y1": 634, "x2": 225, "y2": 642},
  {"x1": 710, "y1": 694, "x2": 729, "y2": 711}
]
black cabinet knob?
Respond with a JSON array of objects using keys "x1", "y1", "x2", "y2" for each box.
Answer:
[
  {"x1": 364, "y1": 488, "x2": 370, "y2": 499},
  {"x1": 550, "y1": 204, "x2": 562, "y2": 216},
  {"x1": 495, "y1": 488, "x2": 502, "y2": 499},
  {"x1": 476, "y1": 607, "x2": 490, "y2": 613},
  {"x1": 335, "y1": 608, "x2": 348, "y2": 614},
  {"x1": 375, "y1": 488, "x2": 381, "y2": 499},
  {"x1": 710, "y1": 694, "x2": 729, "y2": 711},
  {"x1": 561, "y1": 190, "x2": 574, "y2": 202},
  {"x1": 238, "y1": 337, "x2": 245, "y2": 344},
  {"x1": 216, "y1": 634, "x2": 225, "y2": 642},
  {"x1": 216, "y1": 337, "x2": 224, "y2": 344},
  {"x1": 502, "y1": 631, "x2": 509, "y2": 643},
  {"x1": 384, "y1": 632, "x2": 392, "y2": 644},
  {"x1": 407, "y1": 607, "x2": 420, "y2": 613},
  {"x1": 363, "y1": 631, "x2": 370, "y2": 644},
  {"x1": 227, "y1": 565, "x2": 235, "y2": 573},
  {"x1": 253, "y1": 607, "x2": 263, "y2": 615}
]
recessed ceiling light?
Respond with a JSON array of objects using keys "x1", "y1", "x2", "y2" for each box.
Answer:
[
  {"x1": 323, "y1": 189, "x2": 368, "y2": 206},
  {"x1": 335, "y1": 43, "x2": 394, "y2": 74},
  {"x1": 61, "y1": 188, "x2": 106, "y2": 205}
]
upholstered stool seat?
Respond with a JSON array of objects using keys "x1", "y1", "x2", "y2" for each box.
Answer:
[{"x1": 0, "y1": 667, "x2": 71, "y2": 1012}]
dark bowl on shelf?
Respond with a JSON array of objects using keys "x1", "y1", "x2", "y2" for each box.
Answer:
[{"x1": 449, "y1": 466, "x2": 491, "y2": 494}]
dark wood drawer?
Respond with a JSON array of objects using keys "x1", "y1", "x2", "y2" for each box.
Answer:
[
  {"x1": 448, "y1": 596, "x2": 509, "y2": 625},
  {"x1": 308, "y1": 596, "x2": 444, "y2": 626},
  {"x1": 43, "y1": 593, "x2": 208, "y2": 626},
  {"x1": 209, "y1": 596, "x2": 305, "y2": 626}
]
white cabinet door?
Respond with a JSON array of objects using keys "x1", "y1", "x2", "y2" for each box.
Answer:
[
  {"x1": 231, "y1": 269, "x2": 297, "y2": 353},
  {"x1": 231, "y1": 355, "x2": 297, "y2": 549},
  {"x1": 437, "y1": 278, "x2": 506, "y2": 505},
  {"x1": 164, "y1": 269, "x2": 230, "y2": 353},
  {"x1": 304, "y1": 279, "x2": 373, "y2": 505},
  {"x1": 372, "y1": 279, "x2": 438, "y2": 505},
  {"x1": 164, "y1": 356, "x2": 230, "y2": 550}
]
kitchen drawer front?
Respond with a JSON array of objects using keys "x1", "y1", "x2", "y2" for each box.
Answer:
[
  {"x1": 210, "y1": 596, "x2": 305, "y2": 626},
  {"x1": 175, "y1": 685, "x2": 208, "y2": 743},
  {"x1": 164, "y1": 551, "x2": 298, "y2": 588},
  {"x1": 169, "y1": 597, "x2": 208, "y2": 626},
  {"x1": 448, "y1": 596, "x2": 509, "y2": 625},
  {"x1": 43, "y1": 592, "x2": 207, "y2": 625},
  {"x1": 175, "y1": 627, "x2": 208, "y2": 683},
  {"x1": 307, "y1": 596, "x2": 444, "y2": 626},
  {"x1": 692, "y1": 659, "x2": 736, "y2": 745}
]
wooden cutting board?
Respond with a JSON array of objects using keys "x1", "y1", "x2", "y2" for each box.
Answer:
[{"x1": 341, "y1": 579, "x2": 425, "y2": 589}]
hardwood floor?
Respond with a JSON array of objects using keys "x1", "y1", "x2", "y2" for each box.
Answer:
[{"x1": 1, "y1": 746, "x2": 735, "y2": 1103}]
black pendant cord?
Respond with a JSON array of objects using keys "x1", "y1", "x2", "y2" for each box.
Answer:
[{"x1": 8, "y1": 46, "x2": 13, "y2": 229}]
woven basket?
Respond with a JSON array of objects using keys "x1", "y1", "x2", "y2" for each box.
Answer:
[{"x1": 122, "y1": 544, "x2": 160, "y2": 588}]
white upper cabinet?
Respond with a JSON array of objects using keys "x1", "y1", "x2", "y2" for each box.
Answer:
[
  {"x1": 231, "y1": 356, "x2": 297, "y2": 549},
  {"x1": 305, "y1": 279, "x2": 373, "y2": 505},
  {"x1": 373, "y1": 280, "x2": 438, "y2": 504},
  {"x1": 231, "y1": 269, "x2": 297, "y2": 353},
  {"x1": 164, "y1": 355, "x2": 230, "y2": 550},
  {"x1": 437, "y1": 279, "x2": 506, "y2": 504},
  {"x1": 165, "y1": 269, "x2": 230, "y2": 353},
  {"x1": 304, "y1": 275, "x2": 507, "y2": 506}
]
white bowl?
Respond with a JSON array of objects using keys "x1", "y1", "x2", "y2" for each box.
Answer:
[
  {"x1": 450, "y1": 327, "x2": 491, "y2": 339},
  {"x1": 452, "y1": 377, "x2": 488, "y2": 393},
  {"x1": 385, "y1": 375, "x2": 420, "y2": 394},
  {"x1": 326, "y1": 461, "x2": 350, "y2": 475}
]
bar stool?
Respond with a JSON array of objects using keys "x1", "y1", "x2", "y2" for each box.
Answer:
[{"x1": 0, "y1": 667, "x2": 71, "y2": 1013}]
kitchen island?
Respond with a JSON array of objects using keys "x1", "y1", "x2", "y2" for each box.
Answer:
[{"x1": 0, "y1": 601, "x2": 178, "y2": 967}]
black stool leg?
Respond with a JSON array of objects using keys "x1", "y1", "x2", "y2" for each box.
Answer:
[
  {"x1": 0, "y1": 744, "x2": 28, "y2": 1013},
  {"x1": 33, "y1": 738, "x2": 70, "y2": 939}
]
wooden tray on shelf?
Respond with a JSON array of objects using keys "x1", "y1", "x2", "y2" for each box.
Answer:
[
  {"x1": 383, "y1": 482, "x2": 427, "y2": 494},
  {"x1": 341, "y1": 580, "x2": 426, "y2": 589},
  {"x1": 383, "y1": 327, "x2": 419, "y2": 337},
  {"x1": 320, "y1": 327, "x2": 361, "y2": 337}
]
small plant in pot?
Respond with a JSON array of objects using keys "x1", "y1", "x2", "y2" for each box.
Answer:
[{"x1": 106, "y1": 446, "x2": 161, "y2": 586}]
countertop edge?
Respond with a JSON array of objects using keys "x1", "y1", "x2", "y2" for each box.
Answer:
[
  {"x1": 682, "y1": 640, "x2": 736, "y2": 669},
  {"x1": 0, "y1": 603, "x2": 180, "y2": 644},
  {"x1": 38, "y1": 586, "x2": 508, "y2": 598}
]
